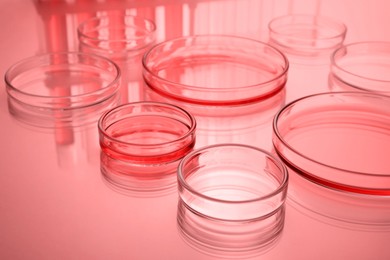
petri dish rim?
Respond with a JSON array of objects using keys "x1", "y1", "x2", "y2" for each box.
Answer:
[
  {"x1": 142, "y1": 34, "x2": 289, "y2": 93},
  {"x1": 177, "y1": 143, "x2": 289, "y2": 205},
  {"x1": 273, "y1": 91, "x2": 390, "y2": 179},
  {"x1": 268, "y1": 14, "x2": 347, "y2": 41},
  {"x1": 98, "y1": 101, "x2": 197, "y2": 148},
  {"x1": 331, "y1": 41, "x2": 390, "y2": 84},
  {"x1": 77, "y1": 14, "x2": 156, "y2": 47},
  {"x1": 4, "y1": 52, "x2": 121, "y2": 106}
]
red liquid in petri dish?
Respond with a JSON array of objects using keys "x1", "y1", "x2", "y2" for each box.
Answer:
[
  {"x1": 98, "y1": 102, "x2": 196, "y2": 167},
  {"x1": 101, "y1": 114, "x2": 194, "y2": 163},
  {"x1": 143, "y1": 36, "x2": 288, "y2": 106}
]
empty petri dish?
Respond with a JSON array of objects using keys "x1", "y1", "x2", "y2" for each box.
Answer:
[
  {"x1": 78, "y1": 14, "x2": 156, "y2": 103},
  {"x1": 98, "y1": 102, "x2": 196, "y2": 193},
  {"x1": 177, "y1": 199, "x2": 285, "y2": 258},
  {"x1": 329, "y1": 41, "x2": 390, "y2": 95},
  {"x1": 142, "y1": 35, "x2": 288, "y2": 105},
  {"x1": 273, "y1": 92, "x2": 390, "y2": 195},
  {"x1": 268, "y1": 14, "x2": 347, "y2": 61},
  {"x1": 177, "y1": 144, "x2": 288, "y2": 221},
  {"x1": 78, "y1": 14, "x2": 156, "y2": 59},
  {"x1": 268, "y1": 15, "x2": 346, "y2": 102},
  {"x1": 5, "y1": 52, "x2": 121, "y2": 128}
]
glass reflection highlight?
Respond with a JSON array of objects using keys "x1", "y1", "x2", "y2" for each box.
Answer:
[{"x1": 177, "y1": 199, "x2": 285, "y2": 258}]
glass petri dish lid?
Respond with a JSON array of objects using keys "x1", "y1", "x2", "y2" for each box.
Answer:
[
  {"x1": 273, "y1": 92, "x2": 390, "y2": 195},
  {"x1": 142, "y1": 35, "x2": 288, "y2": 105}
]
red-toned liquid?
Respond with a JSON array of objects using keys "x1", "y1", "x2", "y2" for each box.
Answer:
[{"x1": 101, "y1": 114, "x2": 194, "y2": 163}]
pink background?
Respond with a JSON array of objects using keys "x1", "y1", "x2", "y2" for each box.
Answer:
[{"x1": 1, "y1": 0, "x2": 389, "y2": 259}]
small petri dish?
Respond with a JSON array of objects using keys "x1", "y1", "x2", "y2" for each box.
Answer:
[
  {"x1": 142, "y1": 35, "x2": 288, "y2": 105},
  {"x1": 5, "y1": 52, "x2": 121, "y2": 128},
  {"x1": 177, "y1": 144, "x2": 288, "y2": 221},
  {"x1": 273, "y1": 92, "x2": 390, "y2": 195},
  {"x1": 268, "y1": 14, "x2": 346, "y2": 62},
  {"x1": 98, "y1": 102, "x2": 196, "y2": 193},
  {"x1": 329, "y1": 41, "x2": 390, "y2": 95},
  {"x1": 177, "y1": 199, "x2": 285, "y2": 258},
  {"x1": 78, "y1": 14, "x2": 156, "y2": 58}
]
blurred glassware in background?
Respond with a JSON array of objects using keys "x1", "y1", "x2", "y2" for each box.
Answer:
[
  {"x1": 98, "y1": 102, "x2": 196, "y2": 196},
  {"x1": 272, "y1": 92, "x2": 390, "y2": 229},
  {"x1": 143, "y1": 35, "x2": 288, "y2": 149},
  {"x1": 269, "y1": 14, "x2": 347, "y2": 102},
  {"x1": 78, "y1": 13, "x2": 156, "y2": 103},
  {"x1": 176, "y1": 144, "x2": 288, "y2": 257},
  {"x1": 329, "y1": 41, "x2": 390, "y2": 96}
]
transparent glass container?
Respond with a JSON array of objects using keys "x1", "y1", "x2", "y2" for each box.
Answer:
[
  {"x1": 329, "y1": 41, "x2": 390, "y2": 96},
  {"x1": 98, "y1": 101, "x2": 196, "y2": 194},
  {"x1": 5, "y1": 52, "x2": 121, "y2": 129},
  {"x1": 78, "y1": 14, "x2": 156, "y2": 103},
  {"x1": 273, "y1": 92, "x2": 390, "y2": 228},
  {"x1": 143, "y1": 35, "x2": 288, "y2": 149},
  {"x1": 269, "y1": 15, "x2": 347, "y2": 102},
  {"x1": 177, "y1": 144, "x2": 288, "y2": 256},
  {"x1": 143, "y1": 35, "x2": 288, "y2": 106}
]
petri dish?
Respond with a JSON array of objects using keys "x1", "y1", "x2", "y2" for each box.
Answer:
[
  {"x1": 142, "y1": 35, "x2": 288, "y2": 105},
  {"x1": 98, "y1": 101, "x2": 196, "y2": 193},
  {"x1": 177, "y1": 144, "x2": 288, "y2": 221},
  {"x1": 273, "y1": 92, "x2": 390, "y2": 195},
  {"x1": 5, "y1": 52, "x2": 121, "y2": 128},
  {"x1": 177, "y1": 199, "x2": 285, "y2": 258},
  {"x1": 78, "y1": 14, "x2": 156, "y2": 58},
  {"x1": 268, "y1": 14, "x2": 347, "y2": 61},
  {"x1": 329, "y1": 41, "x2": 390, "y2": 95}
]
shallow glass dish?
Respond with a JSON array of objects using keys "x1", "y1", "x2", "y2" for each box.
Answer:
[
  {"x1": 329, "y1": 41, "x2": 390, "y2": 95},
  {"x1": 268, "y1": 14, "x2": 346, "y2": 60},
  {"x1": 142, "y1": 35, "x2": 288, "y2": 105},
  {"x1": 273, "y1": 92, "x2": 390, "y2": 195},
  {"x1": 78, "y1": 14, "x2": 156, "y2": 58},
  {"x1": 177, "y1": 144, "x2": 288, "y2": 221},
  {"x1": 98, "y1": 101, "x2": 196, "y2": 193},
  {"x1": 5, "y1": 52, "x2": 121, "y2": 128}
]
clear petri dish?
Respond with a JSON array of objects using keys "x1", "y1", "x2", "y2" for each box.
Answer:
[
  {"x1": 78, "y1": 14, "x2": 156, "y2": 58},
  {"x1": 273, "y1": 92, "x2": 390, "y2": 195},
  {"x1": 5, "y1": 52, "x2": 121, "y2": 128},
  {"x1": 142, "y1": 35, "x2": 288, "y2": 105},
  {"x1": 98, "y1": 101, "x2": 196, "y2": 193},
  {"x1": 177, "y1": 144, "x2": 288, "y2": 221},
  {"x1": 329, "y1": 41, "x2": 390, "y2": 95},
  {"x1": 177, "y1": 199, "x2": 285, "y2": 258},
  {"x1": 268, "y1": 14, "x2": 347, "y2": 61}
]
